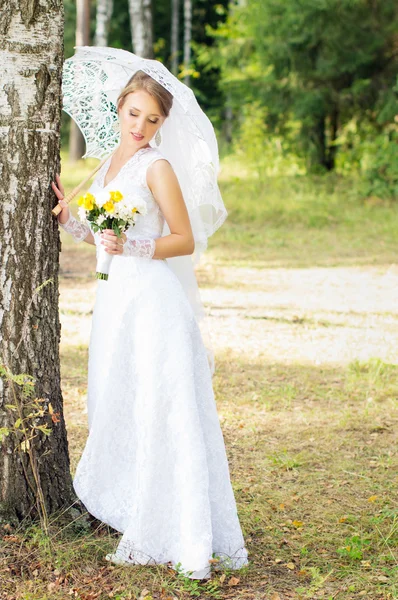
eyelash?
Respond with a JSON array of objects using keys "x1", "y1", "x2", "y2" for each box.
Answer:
[{"x1": 130, "y1": 112, "x2": 158, "y2": 124}]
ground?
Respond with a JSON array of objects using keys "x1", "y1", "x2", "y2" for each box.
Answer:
[{"x1": 1, "y1": 159, "x2": 397, "y2": 599}]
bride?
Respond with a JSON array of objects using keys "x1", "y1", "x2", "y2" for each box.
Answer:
[{"x1": 52, "y1": 54, "x2": 249, "y2": 581}]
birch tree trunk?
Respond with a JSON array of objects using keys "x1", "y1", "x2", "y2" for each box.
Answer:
[
  {"x1": 183, "y1": 0, "x2": 192, "y2": 86},
  {"x1": 128, "y1": 0, "x2": 154, "y2": 58},
  {"x1": 69, "y1": 0, "x2": 90, "y2": 162},
  {"x1": 171, "y1": 0, "x2": 180, "y2": 76},
  {"x1": 0, "y1": 0, "x2": 75, "y2": 521},
  {"x1": 95, "y1": 0, "x2": 113, "y2": 47}
]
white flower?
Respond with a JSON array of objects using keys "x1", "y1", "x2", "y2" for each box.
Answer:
[
  {"x1": 96, "y1": 214, "x2": 106, "y2": 226},
  {"x1": 77, "y1": 207, "x2": 87, "y2": 222},
  {"x1": 135, "y1": 200, "x2": 147, "y2": 215},
  {"x1": 95, "y1": 190, "x2": 110, "y2": 208}
]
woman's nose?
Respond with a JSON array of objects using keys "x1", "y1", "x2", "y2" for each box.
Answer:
[{"x1": 136, "y1": 117, "x2": 147, "y2": 134}]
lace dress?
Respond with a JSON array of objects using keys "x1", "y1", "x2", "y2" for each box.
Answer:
[{"x1": 72, "y1": 146, "x2": 249, "y2": 580}]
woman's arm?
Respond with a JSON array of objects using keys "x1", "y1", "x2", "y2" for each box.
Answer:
[
  {"x1": 100, "y1": 159, "x2": 195, "y2": 259},
  {"x1": 51, "y1": 175, "x2": 95, "y2": 245},
  {"x1": 146, "y1": 159, "x2": 195, "y2": 258}
]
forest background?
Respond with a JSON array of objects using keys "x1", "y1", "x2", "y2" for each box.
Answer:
[
  {"x1": 2, "y1": 1, "x2": 398, "y2": 599},
  {"x1": 64, "y1": 0, "x2": 398, "y2": 198}
]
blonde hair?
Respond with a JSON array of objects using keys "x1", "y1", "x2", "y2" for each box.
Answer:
[{"x1": 117, "y1": 70, "x2": 173, "y2": 118}]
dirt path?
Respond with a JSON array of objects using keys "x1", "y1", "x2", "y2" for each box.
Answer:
[
  {"x1": 60, "y1": 248, "x2": 398, "y2": 368},
  {"x1": 194, "y1": 260, "x2": 398, "y2": 367}
]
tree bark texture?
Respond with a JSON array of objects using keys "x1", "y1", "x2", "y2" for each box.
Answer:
[
  {"x1": 69, "y1": 0, "x2": 90, "y2": 162},
  {"x1": 128, "y1": 0, "x2": 154, "y2": 58},
  {"x1": 170, "y1": 0, "x2": 179, "y2": 76},
  {"x1": 183, "y1": 0, "x2": 192, "y2": 86},
  {"x1": 0, "y1": 0, "x2": 75, "y2": 521},
  {"x1": 95, "y1": 0, "x2": 113, "y2": 47}
]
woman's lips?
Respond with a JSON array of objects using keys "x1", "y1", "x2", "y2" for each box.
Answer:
[{"x1": 131, "y1": 132, "x2": 144, "y2": 141}]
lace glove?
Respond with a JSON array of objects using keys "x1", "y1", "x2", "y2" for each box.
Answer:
[
  {"x1": 58, "y1": 213, "x2": 91, "y2": 243},
  {"x1": 122, "y1": 237, "x2": 156, "y2": 259}
]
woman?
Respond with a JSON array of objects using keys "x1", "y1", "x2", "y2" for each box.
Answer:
[{"x1": 52, "y1": 66, "x2": 249, "y2": 580}]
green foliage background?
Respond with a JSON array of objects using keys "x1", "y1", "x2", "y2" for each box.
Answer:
[{"x1": 63, "y1": 0, "x2": 398, "y2": 198}]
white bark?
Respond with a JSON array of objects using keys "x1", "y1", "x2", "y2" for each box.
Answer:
[
  {"x1": 183, "y1": 0, "x2": 192, "y2": 86},
  {"x1": 0, "y1": 0, "x2": 75, "y2": 519},
  {"x1": 95, "y1": 0, "x2": 113, "y2": 47},
  {"x1": 128, "y1": 0, "x2": 153, "y2": 58},
  {"x1": 171, "y1": 0, "x2": 180, "y2": 76},
  {"x1": 69, "y1": 0, "x2": 90, "y2": 162}
]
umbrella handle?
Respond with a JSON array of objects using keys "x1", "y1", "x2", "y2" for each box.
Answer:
[{"x1": 51, "y1": 152, "x2": 114, "y2": 217}]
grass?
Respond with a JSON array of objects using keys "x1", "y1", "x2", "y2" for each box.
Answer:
[
  {"x1": 57, "y1": 150, "x2": 398, "y2": 268},
  {"x1": 1, "y1": 151, "x2": 398, "y2": 599},
  {"x1": 209, "y1": 154, "x2": 398, "y2": 267},
  {"x1": 1, "y1": 356, "x2": 397, "y2": 599}
]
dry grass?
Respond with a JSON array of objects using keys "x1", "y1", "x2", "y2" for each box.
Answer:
[
  {"x1": 1, "y1": 157, "x2": 398, "y2": 599},
  {"x1": 2, "y1": 236, "x2": 397, "y2": 600}
]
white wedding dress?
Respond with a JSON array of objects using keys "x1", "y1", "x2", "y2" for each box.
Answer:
[{"x1": 72, "y1": 145, "x2": 249, "y2": 580}]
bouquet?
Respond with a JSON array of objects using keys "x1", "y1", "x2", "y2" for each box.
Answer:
[{"x1": 77, "y1": 188, "x2": 147, "y2": 280}]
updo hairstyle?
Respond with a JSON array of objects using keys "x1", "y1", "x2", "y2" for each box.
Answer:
[{"x1": 117, "y1": 70, "x2": 173, "y2": 118}]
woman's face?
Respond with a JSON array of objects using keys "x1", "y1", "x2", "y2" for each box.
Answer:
[{"x1": 118, "y1": 89, "x2": 165, "y2": 149}]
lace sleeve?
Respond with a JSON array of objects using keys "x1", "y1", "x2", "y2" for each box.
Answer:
[
  {"x1": 58, "y1": 213, "x2": 91, "y2": 243},
  {"x1": 122, "y1": 238, "x2": 156, "y2": 259}
]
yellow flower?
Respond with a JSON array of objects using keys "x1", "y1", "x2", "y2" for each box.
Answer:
[
  {"x1": 83, "y1": 195, "x2": 94, "y2": 210},
  {"x1": 103, "y1": 201, "x2": 115, "y2": 213},
  {"x1": 109, "y1": 190, "x2": 123, "y2": 203},
  {"x1": 78, "y1": 193, "x2": 96, "y2": 210}
]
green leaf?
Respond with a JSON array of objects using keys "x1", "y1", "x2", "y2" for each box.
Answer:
[
  {"x1": 0, "y1": 427, "x2": 10, "y2": 442},
  {"x1": 36, "y1": 425, "x2": 52, "y2": 436}
]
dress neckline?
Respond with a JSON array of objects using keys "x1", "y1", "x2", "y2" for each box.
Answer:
[{"x1": 99, "y1": 146, "x2": 153, "y2": 189}]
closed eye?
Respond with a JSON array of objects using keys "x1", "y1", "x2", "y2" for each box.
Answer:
[{"x1": 130, "y1": 111, "x2": 158, "y2": 124}]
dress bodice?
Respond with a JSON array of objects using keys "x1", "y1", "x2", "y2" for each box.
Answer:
[{"x1": 87, "y1": 146, "x2": 166, "y2": 241}]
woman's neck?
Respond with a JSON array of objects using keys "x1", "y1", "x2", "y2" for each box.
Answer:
[{"x1": 115, "y1": 142, "x2": 150, "y2": 162}]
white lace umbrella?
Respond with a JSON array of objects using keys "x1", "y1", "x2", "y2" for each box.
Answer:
[{"x1": 62, "y1": 46, "x2": 227, "y2": 374}]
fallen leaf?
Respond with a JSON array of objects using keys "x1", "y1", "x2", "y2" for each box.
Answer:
[
  {"x1": 3, "y1": 535, "x2": 19, "y2": 543},
  {"x1": 286, "y1": 562, "x2": 295, "y2": 570},
  {"x1": 361, "y1": 560, "x2": 371, "y2": 568},
  {"x1": 292, "y1": 520, "x2": 303, "y2": 528},
  {"x1": 298, "y1": 569, "x2": 309, "y2": 578},
  {"x1": 367, "y1": 495, "x2": 378, "y2": 503},
  {"x1": 52, "y1": 412, "x2": 61, "y2": 423},
  {"x1": 228, "y1": 576, "x2": 240, "y2": 586},
  {"x1": 219, "y1": 573, "x2": 226, "y2": 583}
]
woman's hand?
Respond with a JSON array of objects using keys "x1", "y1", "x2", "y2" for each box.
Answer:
[
  {"x1": 51, "y1": 174, "x2": 70, "y2": 224},
  {"x1": 100, "y1": 230, "x2": 127, "y2": 255}
]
